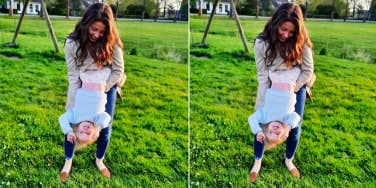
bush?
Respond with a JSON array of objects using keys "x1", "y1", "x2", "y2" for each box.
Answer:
[
  {"x1": 126, "y1": 4, "x2": 144, "y2": 17},
  {"x1": 0, "y1": 8, "x2": 17, "y2": 14},
  {"x1": 319, "y1": 47, "x2": 327, "y2": 55},
  {"x1": 190, "y1": 7, "x2": 198, "y2": 14},
  {"x1": 130, "y1": 48, "x2": 137, "y2": 55}
]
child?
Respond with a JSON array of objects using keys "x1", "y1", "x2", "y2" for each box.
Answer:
[
  {"x1": 248, "y1": 66, "x2": 301, "y2": 182},
  {"x1": 59, "y1": 67, "x2": 112, "y2": 182}
]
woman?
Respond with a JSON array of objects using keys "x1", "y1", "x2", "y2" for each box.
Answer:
[
  {"x1": 60, "y1": 3, "x2": 125, "y2": 182},
  {"x1": 250, "y1": 3, "x2": 314, "y2": 182}
]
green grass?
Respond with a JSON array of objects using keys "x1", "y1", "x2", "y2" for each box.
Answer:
[
  {"x1": 190, "y1": 16, "x2": 376, "y2": 187},
  {"x1": 0, "y1": 16, "x2": 187, "y2": 187}
]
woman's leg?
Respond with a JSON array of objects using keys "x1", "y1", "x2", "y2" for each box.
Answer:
[
  {"x1": 95, "y1": 85, "x2": 116, "y2": 178},
  {"x1": 285, "y1": 85, "x2": 306, "y2": 159},
  {"x1": 96, "y1": 85, "x2": 117, "y2": 159},
  {"x1": 284, "y1": 85, "x2": 306, "y2": 179},
  {"x1": 253, "y1": 135, "x2": 265, "y2": 161},
  {"x1": 61, "y1": 135, "x2": 75, "y2": 182},
  {"x1": 250, "y1": 135, "x2": 265, "y2": 182},
  {"x1": 64, "y1": 134, "x2": 75, "y2": 160}
]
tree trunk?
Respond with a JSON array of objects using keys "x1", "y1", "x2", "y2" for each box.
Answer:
[
  {"x1": 352, "y1": 0, "x2": 356, "y2": 18},
  {"x1": 256, "y1": 0, "x2": 259, "y2": 19},
  {"x1": 41, "y1": 0, "x2": 60, "y2": 53},
  {"x1": 330, "y1": 0, "x2": 335, "y2": 21},
  {"x1": 141, "y1": 0, "x2": 146, "y2": 21},
  {"x1": 66, "y1": 0, "x2": 70, "y2": 19},
  {"x1": 115, "y1": 0, "x2": 119, "y2": 21},
  {"x1": 39, "y1": 0, "x2": 44, "y2": 17},
  {"x1": 198, "y1": 0, "x2": 202, "y2": 16},
  {"x1": 12, "y1": 0, "x2": 29, "y2": 45},
  {"x1": 230, "y1": 0, "x2": 249, "y2": 53},
  {"x1": 200, "y1": 0, "x2": 218, "y2": 46},
  {"x1": 305, "y1": 0, "x2": 308, "y2": 20},
  {"x1": 154, "y1": 0, "x2": 159, "y2": 22},
  {"x1": 9, "y1": 0, "x2": 13, "y2": 16},
  {"x1": 344, "y1": 0, "x2": 349, "y2": 21}
]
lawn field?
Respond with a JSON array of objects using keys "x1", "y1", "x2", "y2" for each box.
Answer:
[
  {"x1": 0, "y1": 16, "x2": 188, "y2": 187},
  {"x1": 190, "y1": 16, "x2": 376, "y2": 187}
]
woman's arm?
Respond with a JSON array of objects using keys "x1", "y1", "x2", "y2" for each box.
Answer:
[
  {"x1": 254, "y1": 39, "x2": 271, "y2": 110},
  {"x1": 105, "y1": 44, "x2": 125, "y2": 92},
  {"x1": 295, "y1": 44, "x2": 314, "y2": 91},
  {"x1": 64, "y1": 39, "x2": 81, "y2": 110}
]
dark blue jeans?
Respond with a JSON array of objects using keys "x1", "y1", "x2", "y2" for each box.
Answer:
[
  {"x1": 253, "y1": 85, "x2": 306, "y2": 160},
  {"x1": 64, "y1": 86, "x2": 117, "y2": 160}
]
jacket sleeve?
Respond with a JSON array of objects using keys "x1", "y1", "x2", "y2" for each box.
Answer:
[
  {"x1": 105, "y1": 44, "x2": 125, "y2": 92},
  {"x1": 295, "y1": 44, "x2": 314, "y2": 91},
  {"x1": 93, "y1": 112, "x2": 111, "y2": 129},
  {"x1": 283, "y1": 112, "x2": 301, "y2": 129},
  {"x1": 254, "y1": 39, "x2": 271, "y2": 110},
  {"x1": 248, "y1": 109, "x2": 264, "y2": 134},
  {"x1": 64, "y1": 39, "x2": 81, "y2": 110},
  {"x1": 59, "y1": 109, "x2": 75, "y2": 134}
]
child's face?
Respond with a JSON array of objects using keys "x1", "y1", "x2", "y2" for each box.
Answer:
[
  {"x1": 77, "y1": 121, "x2": 96, "y2": 143},
  {"x1": 266, "y1": 121, "x2": 285, "y2": 142}
]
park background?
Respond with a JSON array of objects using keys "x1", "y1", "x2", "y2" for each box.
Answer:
[
  {"x1": 190, "y1": 2, "x2": 376, "y2": 186},
  {"x1": 0, "y1": 5, "x2": 188, "y2": 186}
]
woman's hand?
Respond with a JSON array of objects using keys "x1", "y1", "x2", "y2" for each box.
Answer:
[
  {"x1": 256, "y1": 132, "x2": 265, "y2": 143},
  {"x1": 67, "y1": 132, "x2": 76, "y2": 143}
]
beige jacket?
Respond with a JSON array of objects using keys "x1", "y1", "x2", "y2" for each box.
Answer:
[
  {"x1": 254, "y1": 38, "x2": 314, "y2": 110},
  {"x1": 64, "y1": 38, "x2": 125, "y2": 110}
]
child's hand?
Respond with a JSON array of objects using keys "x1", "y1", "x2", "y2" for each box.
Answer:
[
  {"x1": 256, "y1": 132, "x2": 265, "y2": 143},
  {"x1": 67, "y1": 132, "x2": 76, "y2": 143}
]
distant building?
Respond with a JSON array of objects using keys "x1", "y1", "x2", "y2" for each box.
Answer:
[
  {"x1": 193, "y1": 0, "x2": 231, "y2": 15},
  {"x1": 159, "y1": 0, "x2": 182, "y2": 18},
  {"x1": 4, "y1": 0, "x2": 41, "y2": 15}
]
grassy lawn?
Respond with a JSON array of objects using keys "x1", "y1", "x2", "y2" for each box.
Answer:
[
  {"x1": 190, "y1": 16, "x2": 376, "y2": 187},
  {"x1": 0, "y1": 16, "x2": 188, "y2": 187}
]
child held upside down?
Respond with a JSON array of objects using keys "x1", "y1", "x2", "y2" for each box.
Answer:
[
  {"x1": 248, "y1": 66, "x2": 301, "y2": 182},
  {"x1": 59, "y1": 67, "x2": 112, "y2": 182}
]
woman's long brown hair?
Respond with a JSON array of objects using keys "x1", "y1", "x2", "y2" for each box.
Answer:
[
  {"x1": 258, "y1": 3, "x2": 312, "y2": 68},
  {"x1": 68, "y1": 3, "x2": 123, "y2": 68}
]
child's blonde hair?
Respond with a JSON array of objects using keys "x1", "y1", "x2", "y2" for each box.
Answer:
[
  {"x1": 72, "y1": 122, "x2": 100, "y2": 150},
  {"x1": 262, "y1": 121, "x2": 288, "y2": 150}
]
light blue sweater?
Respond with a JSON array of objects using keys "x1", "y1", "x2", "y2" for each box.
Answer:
[
  {"x1": 59, "y1": 88, "x2": 110, "y2": 134},
  {"x1": 249, "y1": 89, "x2": 300, "y2": 134}
]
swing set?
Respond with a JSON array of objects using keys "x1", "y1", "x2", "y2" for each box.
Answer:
[
  {"x1": 198, "y1": 0, "x2": 250, "y2": 53},
  {"x1": 2, "y1": 0, "x2": 59, "y2": 53}
]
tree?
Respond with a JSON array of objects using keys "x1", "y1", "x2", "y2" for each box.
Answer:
[
  {"x1": 180, "y1": 0, "x2": 188, "y2": 20},
  {"x1": 9, "y1": 0, "x2": 13, "y2": 16},
  {"x1": 370, "y1": 0, "x2": 376, "y2": 20},
  {"x1": 344, "y1": 0, "x2": 348, "y2": 21},
  {"x1": 141, "y1": 0, "x2": 146, "y2": 20},
  {"x1": 154, "y1": 0, "x2": 159, "y2": 21},
  {"x1": 198, "y1": 0, "x2": 202, "y2": 16},
  {"x1": 363, "y1": 0, "x2": 371, "y2": 22},
  {"x1": 352, "y1": 0, "x2": 356, "y2": 18},
  {"x1": 331, "y1": 0, "x2": 335, "y2": 21},
  {"x1": 66, "y1": 0, "x2": 70, "y2": 18}
]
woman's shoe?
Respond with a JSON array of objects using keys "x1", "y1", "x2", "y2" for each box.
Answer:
[
  {"x1": 289, "y1": 168, "x2": 300, "y2": 179},
  {"x1": 249, "y1": 171, "x2": 258, "y2": 183},
  {"x1": 60, "y1": 171, "x2": 69, "y2": 183},
  {"x1": 99, "y1": 167, "x2": 111, "y2": 178}
]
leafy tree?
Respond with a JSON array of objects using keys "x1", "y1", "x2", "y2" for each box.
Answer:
[{"x1": 370, "y1": 0, "x2": 376, "y2": 20}]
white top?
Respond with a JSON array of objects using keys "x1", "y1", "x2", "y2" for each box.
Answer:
[
  {"x1": 80, "y1": 67, "x2": 111, "y2": 85},
  {"x1": 269, "y1": 66, "x2": 301, "y2": 87}
]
